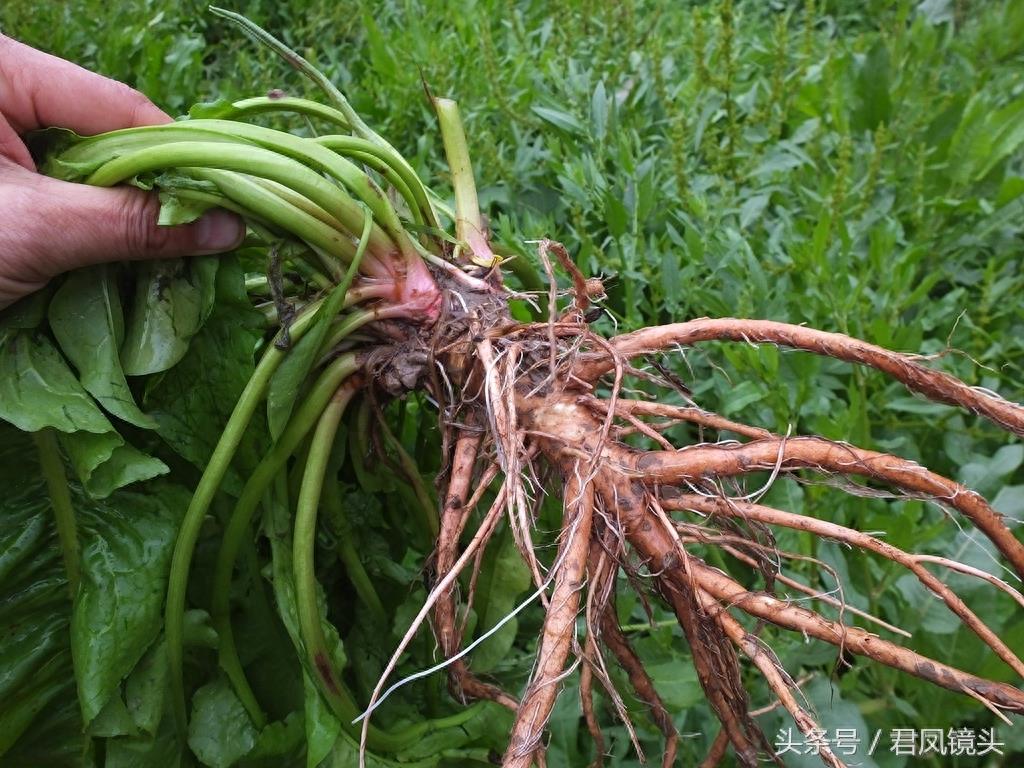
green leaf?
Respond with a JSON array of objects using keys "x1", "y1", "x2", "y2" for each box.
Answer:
[
  {"x1": 739, "y1": 193, "x2": 770, "y2": 229},
  {"x1": 532, "y1": 105, "x2": 585, "y2": 135},
  {"x1": 71, "y1": 483, "x2": 188, "y2": 724},
  {"x1": 469, "y1": 525, "x2": 531, "y2": 673},
  {"x1": 993, "y1": 485, "x2": 1024, "y2": 518},
  {"x1": 31, "y1": 126, "x2": 92, "y2": 179},
  {"x1": 856, "y1": 40, "x2": 892, "y2": 129},
  {"x1": 158, "y1": 191, "x2": 215, "y2": 226},
  {"x1": 188, "y1": 97, "x2": 237, "y2": 120},
  {"x1": 397, "y1": 703, "x2": 510, "y2": 761},
  {"x1": 362, "y1": 12, "x2": 398, "y2": 80},
  {"x1": 0, "y1": 331, "x2": 111, "y2": 434},
  {"x1": 0, "y1": 287, "x2": 54, "y2": 334},
  {"x1": 243, "y1": 712, "x2": 305, "y2": 765},
  {"x1": 120, "y1": 257, "x2": 219, "y2": 376},
  {"x1": 59, "y1": 427, "x2": 168, "y2": 500},
  {"x1": 266, "y1": 324, "x2": 322, "y2": 441},
  {"x1": 0, "y1": 321, "x2": 167, "y2": 497},
  {"x1": 641, "y1": 661, "x2": 702, "y2": 710},
  {"x1": 896, "y1": 573, "x2": 961, "y2": 634},
  {"x1": 917, "y1": 0, "x2": 954, "y2": 25},
  {"x1": 104, "y1": 712, "x2": 184, "y2": 768},
  {"x1": 722, "y1": 380, "x2": 764, "y2": 415},
  {"x1": 590, "y1": 80, "x2": 608, "y2": 141},
  {"x1": 48, "y1": 266, "x2": 155, "y2": 429},
  {"x1": 975, "y1": 96, "x2": 1024, "y2": 181},
  {"x1": 324, "y1": 733, "x2": 441, "y2": 768},
  {"x1": 124, "y1": 638, "x2": 169, "y2": 736},
  {"x1": 89, "y1": 693, "x2": 138, "y2": 738},
  {"x1": 187, "y1": 677, "x2": 259, "y2": 768},
  {"x1": 949, "y1": 93, "x2": 1024, "y2": 184}
]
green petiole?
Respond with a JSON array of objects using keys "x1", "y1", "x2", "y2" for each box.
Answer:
[
  {"x1": 315, "y1": 135, "x2": 438, "y2": 231},
  {"x1": 189, "y1": 169, "x2": 356, "y2": 276},
  {"x1": 209, "y1": 7, "x2": 437, "y2": 230},
  {"x1": 293, "y1": 382, "x2": 359, "y2": 722},
  {"x1": 178, "y1": 119, "x2": 417, "y2": 256},
  {"x1": 211, "y1": 351, "x2": 361, "y2": 726},
  {"x1": 32, "y1": 429, "x2": 80, "y2": 597},
  {"x1": 294, "y1": 393, "x2": 492, "y2": 753},
  {"x1": 206, "y1": 95, "x2": 351, "y2": 129},
  {"x1": 209, "y1": 6, "x2": 388, "y2": 149},
  {"x1": 85, "y1": 141, "x2": 396, "y2": 263},
  {"x1": 164, "y1": 298, "x2": 328, "y2": 733},
  {"x1": 211, "y1": 212, "x2": 373, "y2": 722}
]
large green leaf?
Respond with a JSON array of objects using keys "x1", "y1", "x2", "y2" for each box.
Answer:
[
  {"x1": 0, "y1": 426, "x2": 83, "y2": 763},
  {"x1": 0, "y1": 319, "x2": 169, "y2": 497},
  {"x1": 48, "y1": 266, "x2": 155, "y2": 429},
  {"x1": 71, "y1": 482, "x2": 188, "y2": 725}
]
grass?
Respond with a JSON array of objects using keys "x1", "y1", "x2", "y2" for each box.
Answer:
[{"x1": 2, "y1": 0, "x2": 1023, "y2": 765}]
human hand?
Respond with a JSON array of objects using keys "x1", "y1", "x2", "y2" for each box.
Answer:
[{"x1": 0, "y1": 35, "x2": 244, "y2": 308}]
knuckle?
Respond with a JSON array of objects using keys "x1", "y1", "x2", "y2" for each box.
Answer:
[
  {"x1": 119, "y1": 192, "x2": 169, "y2": 256},
  {"x1": 125, "y1": 87, "x2": 158, "y2": 123},
  {"x1": 113, "y1": 81, "x2": 166, "y2": 128}
]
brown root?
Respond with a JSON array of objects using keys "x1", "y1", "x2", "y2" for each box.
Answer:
[
  {"x1": 698, "y1": 588, "x2": 848, "y2": 768},
  {"x1": 505, "y1": 389, "x2": 1024, "y2": 764},
  {"x1": 591, "y1": 474, "x2": 769, "y2": 767},
  {"x1": 686, "y1": 557, "x2": 1024, "y2": 713},
  {"x1": 665, "y1": 494, "x2": 1024, "y2": 677},
  {"x1": 599, "y1": 599, "x2": 679, "y2": 768},
  {"x1": 374, "y1": 269, "x2": 1024, "y2": 768},
  {"x1": 581, "y1": 395, "x2": 773, "y2": 441},
  {"x1": 629, "y1": 436, "x2": 1024, "y2": 579},
  {"x1": 503, "y1": 467, "x2": 595, "y2": 767},
  {"x1": 432, "y1": 425, "x2": 518, "y2": 710},
  {"x1": 573, "y1": 318, "x2": 1024, "y2": 437},
  {"x1": 579, "y1": 656, "x2": 605, "y2": 768},
  {"x1": 711, "y1": 540, "x2": 911, "y2": 638}
]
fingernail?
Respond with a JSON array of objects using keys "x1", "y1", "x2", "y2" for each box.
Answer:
[{"x1": 195, "y1": 209, "x2": 245, "y2": 252}]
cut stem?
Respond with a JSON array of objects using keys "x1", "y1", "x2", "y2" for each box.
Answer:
[{"x1": 433, "y1": 98, "x2": 496, "y2": 267}]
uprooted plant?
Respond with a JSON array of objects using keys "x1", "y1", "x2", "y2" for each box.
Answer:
[{"x1": 10, "y1": 8, "x2": 1024, "y2": 767}]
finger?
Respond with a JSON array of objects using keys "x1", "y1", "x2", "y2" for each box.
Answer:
[
  {"x1": 15, "y1": 173, "x2": 245, "y2": 279},
  {"x1": 0, "y1": 34, "x2": 171, "y2": 135}
]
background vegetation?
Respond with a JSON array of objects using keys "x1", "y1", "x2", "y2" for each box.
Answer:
[{"x1": 1, "y1": 0, "x2": 1022, "y2": 765}]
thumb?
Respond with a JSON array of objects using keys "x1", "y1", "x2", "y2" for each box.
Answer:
[
  {"x1": 33, "y1": 176, "x2": 246, "y2": 273},
  {"x1": 0, "y1": 166, "x2": 246, "y2": 308}
]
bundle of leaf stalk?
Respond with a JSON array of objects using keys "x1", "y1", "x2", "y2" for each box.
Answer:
[{"x1": 6, "y1": 7, "x2": 1024, "y2": 768}]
